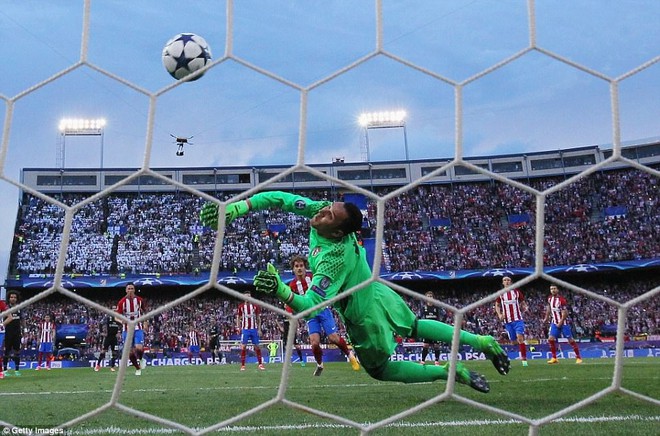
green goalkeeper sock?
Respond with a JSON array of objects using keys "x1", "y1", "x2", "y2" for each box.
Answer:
[
  {"x1": 415, "y1": 319, "x2": 482, "y2": 349},
  {"x1": 379, "y1": 360, "x2": 449, "y2": 383}
]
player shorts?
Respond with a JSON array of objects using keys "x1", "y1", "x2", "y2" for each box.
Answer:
[
  {"x1": 103, "y1": 337, "x2": 118, "y2": 351},
  {"x1": 122, "y1": 329, "x2": 145, "y2": 346},
  {"x1": 306, "y1": 308, "x2": 338, "y2": 337},
  {"x1": 505, "y1": 320, "x2": 526, "y2": 340},
  {"x1": 549, "y1": 323, "x2": 573, "y2": 339},
  {"x1": 241, "y1": 328, "x2": 260, "y2": 345},
  {"x1": 4, "y1": 333, "x2": 21, "y2": 352},
  {"x1": 0, "y1": 333, "x2": 4, "y2": 350},
  {"x1": 38, "y1": 342, "x2": 53, "y2": 353}
]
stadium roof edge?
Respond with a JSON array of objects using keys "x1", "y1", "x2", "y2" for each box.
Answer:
[{"x1": 21, "y1": 138, "x2": 660, "y2": 172}]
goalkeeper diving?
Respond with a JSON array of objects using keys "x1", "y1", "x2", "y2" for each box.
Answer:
[{"x1": 200, "y1": 191, "x2": 510, "y2": 393}]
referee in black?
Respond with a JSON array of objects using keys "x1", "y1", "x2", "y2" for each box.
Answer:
[
  {"x1": 3, "y1": 290, "x2": 23, "y2": 376},
  {"x1": 94, "y1": 306, "x2": 121, "y2": 372}
]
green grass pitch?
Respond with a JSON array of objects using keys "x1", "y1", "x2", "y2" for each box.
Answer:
[{"x1": 0, "y1": 358, "x2": 658, "y2": 435}]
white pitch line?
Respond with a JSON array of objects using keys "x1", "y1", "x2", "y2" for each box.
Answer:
[
  {"x1": 3, "y1": 374, "x2": 659, "y2": 397},
  {"x1": 0, "y1": 383, "x2": 377, "y2": 397},
  {"x1": 65, "y1": 415, "x2": 660, "y2": 435}
]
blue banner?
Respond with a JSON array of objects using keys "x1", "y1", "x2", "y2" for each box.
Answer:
[
  {"x1": 429, "y1": 217, "x2": 451, "y2": 229},
  {"x1": 604, "y1": 206, "x2": 627, "y2": 219},
  {"x1": 267, "y1": 223, "x2": 287, "y2": 235},
  {"x1": 343, "y1": 193, "x2": 368, "y2": 210},
  {"x1": 508, "y1": 213, "x2": 530, "y2": 227},
  {"x1": 10, "y1": 340, "x2": 660, "y2": 371},
  {"x1": 7, "y1": 257, "x2": 660, "y2": 289}
]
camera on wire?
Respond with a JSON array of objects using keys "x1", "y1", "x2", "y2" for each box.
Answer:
[{"x1": 172, "y1": 134, "x2": 194, "y2": 157}]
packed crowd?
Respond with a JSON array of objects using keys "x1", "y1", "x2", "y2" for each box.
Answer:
[
  {"x1": 14, "y1": 276, "x2": 659, "y2": 355},
  {"x1": 11, "y1": 167, "x2": 658, "y2": 276}
]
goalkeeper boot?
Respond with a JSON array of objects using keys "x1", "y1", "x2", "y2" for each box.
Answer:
[
  {"x1": 452, "y1": 362, "x2": 490, "y2": 394},
  {"x1": 348, "y1": 351, "x2": 360, "y2": 371},
  {"x1": 478, "y1": 335, "x2": 510, "y2": 375}
]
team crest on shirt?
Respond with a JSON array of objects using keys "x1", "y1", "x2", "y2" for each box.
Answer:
[
  {"x1": 311, "y1": 247, "x2": 322, "y2": 257},
  {"x1": 294, "y1": 200, "x2": 306, "y2": 209},
  {"x1": 319, "y1": 276, "x2": 331, "y2": 289}
]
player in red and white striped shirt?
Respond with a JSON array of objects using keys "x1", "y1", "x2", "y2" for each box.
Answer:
[
  {"x1": 288, "y1": 255, "x2": 359, "y2": 376},
  {"x1": 36, "y1": 314, "x2": 56, "y2": 370},
  {"x1": 495, "y1": 276, "x2": 529, "y2": 366},
  {"x1": 116, "y1": 283, "x2": 147, "y2": 375},
  {"x1": 237, "y1": 290, "x2": 265, "y2": 371},
  {"x1": 543, "y1": 284, "x2": 582, "y2": 365},
  {"x1": 187, "y1": 327, "x2": 201, "y2": 364}
]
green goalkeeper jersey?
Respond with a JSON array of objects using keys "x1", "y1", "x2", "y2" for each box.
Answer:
[{"x1": 249, "y1": 191, "x2": 417, "y2": 370}]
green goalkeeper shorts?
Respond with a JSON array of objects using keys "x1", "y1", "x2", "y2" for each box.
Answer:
[{"x1": 339, "y1": 282, "x2": 417, "y2": 373}]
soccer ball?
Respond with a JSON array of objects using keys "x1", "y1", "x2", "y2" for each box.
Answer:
[{"x1": 162, "y1": 33, "x2": 212, "y2": 81}]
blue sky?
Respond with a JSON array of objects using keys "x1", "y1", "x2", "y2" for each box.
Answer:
[{"x1": 0, "y1": 0, "x2": 659, "y2": 284}]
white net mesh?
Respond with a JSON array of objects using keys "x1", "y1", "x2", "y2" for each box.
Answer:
[{"x1": 0, "y1": 1, "x2": 658, "y2": 434}]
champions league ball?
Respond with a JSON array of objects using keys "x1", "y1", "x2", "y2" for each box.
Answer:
[{"x1": 162, "y1": 33, "x2": 212, "y2": 81}]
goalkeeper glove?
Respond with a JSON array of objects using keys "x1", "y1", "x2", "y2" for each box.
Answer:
[
  {"x1": 200, "y1": 200, "x2": 250, "y2": 228},
  {"x1": 253, "y1": 263, "x2": 292, "y2": 302}
]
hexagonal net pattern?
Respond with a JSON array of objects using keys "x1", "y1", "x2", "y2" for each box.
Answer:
[{"x1": 0, "y1": 1, "x2": 658, "y2": 435}]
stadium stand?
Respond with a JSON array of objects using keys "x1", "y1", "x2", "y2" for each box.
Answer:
[{"x1": 10, "y1": 166, "x2": 658, "y2": 275}]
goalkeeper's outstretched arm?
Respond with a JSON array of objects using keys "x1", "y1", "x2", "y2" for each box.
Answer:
[
  {"x1": 254, "y1": 263, "x2": 333, "y2": 314},
  {"x1": 200, "y1": 191, "x2": 329, "y2": 227}
]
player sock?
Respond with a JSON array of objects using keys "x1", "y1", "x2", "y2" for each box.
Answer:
[
  {"x1": 570, "y1": 340, "x2": 581, "y2": 359},
  {"x1": 549, "y1": 340, "x2": 558, "y2": 359},
  {"x1": 378, "y1": 360, "x2": 489, "y2": 393},
  {"x1": 519, "y1": 343, "x2": 527, "y2": 361},
  {"x1": 335, "y1": 337, "x2": 351, "y2": 356},
  {"x1": 129, "y1": 352, "x2": 139, "y2": 369},
  {"x1": 312, "y1": 345, "x2": 323, "y2": 366}
]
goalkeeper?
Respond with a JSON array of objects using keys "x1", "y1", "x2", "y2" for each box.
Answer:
[{"x1": 201, "y1": 191, "x2": 510, "y2": 393}]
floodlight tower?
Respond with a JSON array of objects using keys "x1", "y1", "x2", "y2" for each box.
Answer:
[
  {"x1": 358, "y1": 110, "x2": 408, "y2": 163},
  {"x1": 58, "y1": 118, "x2": 106, "y2": 169}
]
